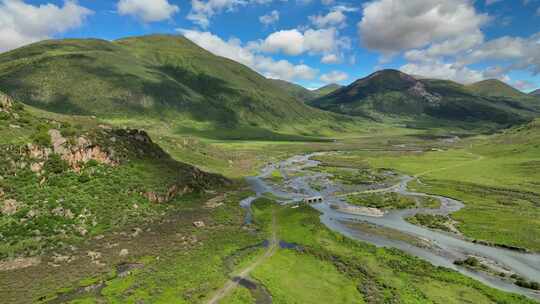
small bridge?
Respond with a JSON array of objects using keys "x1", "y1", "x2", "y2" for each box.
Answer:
[{"x1": 304, "y1": 196, "x2": 323, "y2": 204}]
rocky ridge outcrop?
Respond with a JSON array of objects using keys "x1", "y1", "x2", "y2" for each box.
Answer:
[
  {"x1": 408, "y1": 81, "x2": 442, "y2": 105},
  {"x1": 48, "y1": 129, "x2": 117, "y2": 172}
]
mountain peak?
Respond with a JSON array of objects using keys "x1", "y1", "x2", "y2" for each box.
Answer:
[
  {"x1": 309, "y1": 69, "x2": 533, "y2": 128},
  {"x1": 340, "y1": 70, "x2": 419, "y2": 100},
  {"x1": 467, "y1": 79, "x2": 526, "y2": 98}
]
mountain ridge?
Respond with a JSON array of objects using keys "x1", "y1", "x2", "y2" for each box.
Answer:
[
  {"x1": 313, "y1": 83, "x2": 342, "y2": 98},
  {"x1": 0, "y1": 35, "x2": 355, "y2": 139},
  {"x1": 467, "y1": 79, "x2": 527, "y2": 98},
  {"x1": 309, "y1": 69, "x2": 538, "y2": 129}
]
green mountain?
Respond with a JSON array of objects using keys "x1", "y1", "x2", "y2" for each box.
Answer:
[
  {"x1": 309, "y1": 69, "x2": 538, "y2": 129},
  {"x1": 0, "y1": 90, "x2": 227, "y2": 258},
  {"x1": 313, "y1": 83, "x2": 342, "y2": 98},
  {"x1": 531, "y1": 89, "x2": 540, "y2": 96},
  {"x1": 0, "y1": 35, "x2": 353, "y2": 139},
  {"x1": 268, "y1": 78, "x2": 317, "y2": 102},
  {"x1": 267, "y1": 80, "x2": 342, "y2": 102},
  {"x1": 466, "y1": 79, "x2": 527, "y2": 98}
]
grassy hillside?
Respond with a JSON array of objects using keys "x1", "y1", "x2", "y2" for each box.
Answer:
[
  {"x1": 309, "y1": 70, "x2": 538, "y2": 131},
  {"x1": 530, "y1": 89, "x2": 540, "y2": 96},
  {"x1": 0, "y1": 91, "x2": 227, "y2": 259},
  {"x1": 313, "y1": 83, "x2": 342, "y2": 97},
  {"x1": 466, "y1": 79, "x2": 527, "y2": 98},
  {"x1": 266, "y1": 80, "x2": 342, "y2": 102},
  {"x1": 268, "y1": 78, "x2": 317, "y2": 102},
  {"x1": 0, "y1": 35, "x2": 357, "y2": 139}
]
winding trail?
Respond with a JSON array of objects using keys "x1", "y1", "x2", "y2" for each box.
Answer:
[{"x1": 207, "y1": 211, "x2": 278, "y2": 304}]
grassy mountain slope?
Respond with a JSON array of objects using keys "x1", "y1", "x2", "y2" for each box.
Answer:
[
  {"x1": 268, "y1": 78, "x2": 317, "y2": 102},
  {"x1": 309, "y1": 70, "x2": 538, "y2": 130},
  {"x1": 267, "y1": 80, "x2": 342, "y2": 102},
  {"x1": 0, "y1": 91, "x2": 227, "y2": 258},
  {"x1": 466, "y1": 79, "x2": 527, "y2": 98},
  {"x1": 313, "y1": 83, "x2": 342, "y2": 98},
  {"x1": 530, "y1": 89, "x2": 540, "y2": 96},
  {"x1": 466, "y1": 79, "x2": 540, "y2": 114},
  {"x1": 0, "y1": 35, "x2": 355, "y2": 139}
]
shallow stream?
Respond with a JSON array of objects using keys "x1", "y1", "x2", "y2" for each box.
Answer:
[{"x1": 243, "y1": 153, "x2": 540, "y2": 301}]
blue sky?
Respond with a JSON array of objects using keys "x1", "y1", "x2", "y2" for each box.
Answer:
[{"x1": 1, "y1": 0, "x2": 540, "y2": 91}]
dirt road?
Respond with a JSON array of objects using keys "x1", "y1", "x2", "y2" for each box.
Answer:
[{"x1": 206, "y1": 211, "x2": 278, "y2": 304}]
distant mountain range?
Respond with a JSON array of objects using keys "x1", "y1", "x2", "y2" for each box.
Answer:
[
  {"x1": 0, "y1": 35, "x2": 538, "y2": 136},
  {"x1": 313, "y1": 84, "x2": 343, "y2": 98},
  {"x1": 531, "y1": 89, "x2": 540, "y2": 96},
  {"x1": 268, "y1": 79, "x2": 342, "y2": 102},
  {"x1": 309, "y1": 69, "x2": 539, "y2": 128}
]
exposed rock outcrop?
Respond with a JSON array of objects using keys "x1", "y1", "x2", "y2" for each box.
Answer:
[
  {"x1": 408, "y1": 81, "x2": 442, "y2": 105},
  {"x1": 0, "y1": 257, "x2": 40, "y2": 271},
  {"x1": 48, "y1": 129, "x2": 117, "y2": 172},
  {"x1": 0, "y1": 93, "x2": 13, "y2": 111},
  {"x1": 1, "y1": 199, "x2": 21, "y2": 216}
]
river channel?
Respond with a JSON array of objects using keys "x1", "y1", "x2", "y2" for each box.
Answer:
[{"x1": 242, "y1": 153, "x2": 540, "y2": 301}]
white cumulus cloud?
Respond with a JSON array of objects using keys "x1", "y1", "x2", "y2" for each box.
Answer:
[
  {"x1": 254, "y1": 27, "x2": 348, "y2": 56},
  {"x1": 321, "y1": 53, "x2": 339, "y2": 64},
  {"x1": 400, "y1": 61, "x2": 484, "y2": 84},
  {"x1": 309, "y1": 5, "x2": 357, "y2": 29},
  {"x1": 117, "y1": 0, "x2": 179, "y2": 22},
  {"x1": 358, "y1": 0, "x2": 489, "y2": 53},
  {"x1": 0, "y1": 0, "x2": 93, "y2": 52},
  {"x1": 188, "y1": 0, "x2": 281, "y2": 28},
  {"x1": 320, "y1": 70, "x2": 348, "y2": 83},
  {"x1": 179, "y1": 29, "x2": 318, "y2": 81},
  {"x1": 259, "y1": 10, "x2": 279, "y2": 26},
  {"x1": 310, "y1": 9, "x2": 346, "y2": 28}
]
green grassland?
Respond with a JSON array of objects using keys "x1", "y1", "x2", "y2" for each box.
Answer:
[
  {"x1": 309, "y1": 164, "x2": 397, "y2": 186},
  {"x1": 250, "y1": 199, "x2": 534, "y2": 303},
  {"x1": 407, "y1": 214, "x2": 453, "y2": 232},
  {"x1": 346, "y1": 192, "x2": 417, "y2": 210},
  {"x1": 253, "y1": 250, "x2": 362, "y2": 304},
  {"x1": 220, "y1": 287, "x2": 254, "y2": 304},
  {"x1": 316, "y1": 119, "x2": 540, "y2": 251}
]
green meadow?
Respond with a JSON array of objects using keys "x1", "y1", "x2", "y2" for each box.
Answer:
[
  {"x1": 313, "y1": 120, "x2": 540, "y2": 251},
  {"x1": 249, "y1": 199, "x2": 534, "y2": 303}
]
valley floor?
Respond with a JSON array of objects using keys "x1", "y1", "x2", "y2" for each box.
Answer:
[{"x1": 2, "y1": 113, "x2": 540, "y2": 303}]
